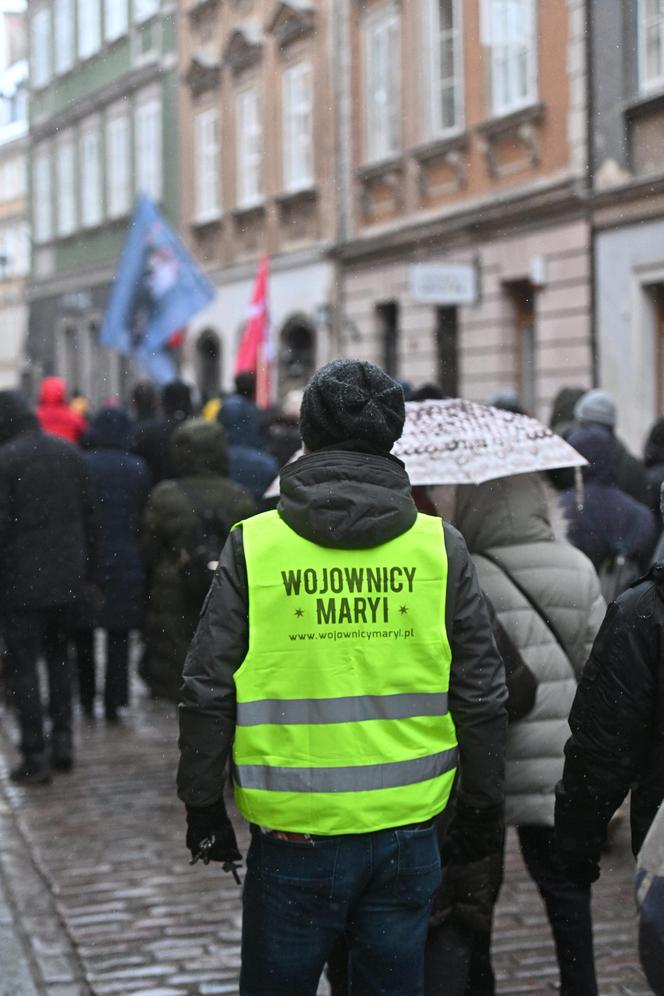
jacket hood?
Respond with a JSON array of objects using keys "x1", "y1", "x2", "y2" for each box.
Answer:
[
  {"x1": 218, "y1": 395, "x2": 261, "y2": 448},
  {"x1": 87, "y1": 407, "x2": 133, "y2": 451},
  {"x1": 161, "y1": 379, "x2": 193, "y2": 419},
  {"x1": 278, "y1": 448, "x2": 417, "y2": 549},
  {"x1": 39, "y1": 377, "x2": 67, "y2": 407},
  {"x1": 171, "y1": 418, "x2": 229, "y2": 478},
  {"x1": 645, "y1": 416, "x2": 664, "y2": 468},
  {"x1": 567, "y1": 425, "x2": 618, "y2": 485},
  {"x1": 0, "y1": 390, "x2": 39, "y2": 446},
  {"x1": 454, "y1": 473, "x2": 553, "y2": 553}
]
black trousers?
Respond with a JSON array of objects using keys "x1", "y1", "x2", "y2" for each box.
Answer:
[
  {"x1": 2, "y1": 606, "x2": 74, "y2": 756},
  {"x1": 76, "y1": 629, "x2": 130, "y2": 714}
]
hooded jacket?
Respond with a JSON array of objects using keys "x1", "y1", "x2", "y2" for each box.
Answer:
[
  {"x1": 177, "y1": 448, "x2": 508, "y2": 821},
  {"x1": 644, "y1": 416, "x2": 664, "y2": 514},
  {"x1": 142, "y1": 419, "x2": 255, "y2": 701},
  {"x1": 454, "y1": 473, "x2": 605, "y2": 827},
  {"x1": 36, "y1": 377, "x2": 86, "y2": 444},
  {"x1": 561, "y1": 426, "x2": 656, "y2": 572},
  {"x1": 217, "y1": 395, "x2": 279, "y2": 502}
]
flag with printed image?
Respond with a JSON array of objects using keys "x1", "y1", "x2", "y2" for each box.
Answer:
[
  {"x1": 235, "y1": 254, "x2": 272, "y2": 407},
  {"x1": 100, "y1": 194, "x2": 216, "y2": 383}
]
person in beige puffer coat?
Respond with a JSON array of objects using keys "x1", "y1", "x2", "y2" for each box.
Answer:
[{"x1": 451, "y1": 472, "x2": 605, "y2": 996}]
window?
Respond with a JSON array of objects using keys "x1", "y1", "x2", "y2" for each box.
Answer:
[
  {"x1": 80, "y1": 120, "x2": 103, "y2": 228},
  {"x1": 377, "y1": 301, "x2": 400, "y2": 377},
  {"x1": 423, "y1": 0, "x2": 463, "y2": 136},
  {"x1": 482, "y1": 0, "x2": 537, "y2": 116},
  {"x1": 134, "y1": 0, "x2": 159, "y2": 23},
  {"x1": 0, "y1": 155, "x2": 26, "y2": 203},
  {"x1": 435, "y1": 307, "x2": 459, "y2": 396},
  {"x1": 31, "y1": 8, "x2": 52, "y2": 90},
  {"x1": 364, "y1": 7, "x2": 401, "y2": 163},
  {"x1": 639, "y1": 0, "x2": 664, "y2": 92},
  {"x1": 56, "y1": 133, "x2": 77, "y2": 237},
  {"x1": 54, "y1": 0, "x2": 74, "y2": 74},
  {"x1": 106, "y1": 109, "x2": 131, "y2": 218},
  {"x1": 0, "y1": 224, "x2": 30, "y2": 278},
  {"x1": 78, "y1": 0, "x2": 101, "y2": 60},
  {"x1": 134, "y1": 94, "x2": 162, "y2": 199},
  {"x1": 194, "y1": 108, "x2": 220, "y2": 219},
  {"x1": 236, "y1": 87, "x2": 262, "y2": 207},
  {"x1": 33, "y1": 147, "x2": 52, "y2": 242},
  {"x1": 105, "y1": 0, "x2": 128, "y2": 42},
  {"x1": 283, "y1": 62, "x2": 314, "y2": 191}
]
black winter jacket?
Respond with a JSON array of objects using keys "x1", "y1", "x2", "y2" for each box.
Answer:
[
  {"x1": 0, "y1": 422, "x2": 96, "y2": 610},
  {"x1": 177, "y1": 449, "x2": 508, "y2": 822},
  {"x1": 556, "y1": 565, "x2": 664, "y2": 859}
]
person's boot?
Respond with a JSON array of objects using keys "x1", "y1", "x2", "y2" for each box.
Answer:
[
  {"x1": 50, "y1": 732, "x2": 74, "y2": 772},
  {"x1": 9, "y1": 752, "x2": 51, "y2": 786}
]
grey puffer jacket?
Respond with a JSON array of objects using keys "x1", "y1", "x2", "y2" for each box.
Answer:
[
  {"x1": 454, "y1": 474, "x2": 605, "y2": 827},
  {"x1": 178, "y1": 448, "x2": 508, "y2": 821}
]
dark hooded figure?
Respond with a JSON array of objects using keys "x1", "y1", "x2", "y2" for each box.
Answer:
[
  {"x1": 0, "y1": 391, "x2": 96, "y2": 783},
  {"x1": 217, "y1": 395, "x2": 279, "y2": 501},
  {"x1": 141, "y1": 419, "x2": 255, "y2": 701},
  {"x1": 560, "y1": 425, "x2": 656, "y2": 574},
  {"x1": 133, "y1": 379, "x2": 193, "y2": 483},
  {"x1": 76, "y1": 407, "x2": 152, "y2": 721},
  {"x1": 644, "y1": 416, "x2": 664, "y2": 515}
]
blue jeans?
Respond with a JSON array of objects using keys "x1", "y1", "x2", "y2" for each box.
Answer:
[{"x1": 240, "y1": 822, "x2": 441, "y2": 996}]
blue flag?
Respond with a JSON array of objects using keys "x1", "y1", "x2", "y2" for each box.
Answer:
[{"x1": 100, "y1": 194, "x2": 216, "y2": 383}]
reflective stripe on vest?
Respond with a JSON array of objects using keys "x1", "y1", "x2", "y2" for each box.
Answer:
[{"x1": 233, "y1": 509, "x2": 457, "y2": 835}]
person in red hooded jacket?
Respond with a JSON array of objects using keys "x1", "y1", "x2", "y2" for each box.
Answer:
[{"x1": 37, "y1": 377, "x2": 87, "y2": 444}]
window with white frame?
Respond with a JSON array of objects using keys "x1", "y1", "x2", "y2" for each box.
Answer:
[
  {"x1": 0, "y1": 155, "x2": 26, "y2": 203},
  {"x1": 105, "y1": 0, "x2": 128, "y2": 42},
  {"x1": 54, "y1": 0, "x2": 74, "y2": 75},
  {"x1": 283, "y1": 62, "x2": 314, "y2": 191},
  {"x1": 236, "y1": 87, "x2": 262, "y2": 207},
  {"x1": 194, "y1": 108, "x2": 220, "y2": 220},
  {"x1": 56, "y1": 133, "x2": 77, "y2": 237},
  {"x1": 0, "y1": 223, "x2": 30, "y2": 278},
  {"x1": 78, "y1": 0, "x2": 101, "y2": 60},
  {"x1": 639, "y1": 0, "x2": 664, "y2": 92},
  {"x1": 423, "y1": 0, "x2": 463, "y2": 136},
  {"x1": 134, "y1": 0, "x2": 159, "y2": 23},
  {"x1": 364, "y1": 6, "x2": 401, "y2": 163},
  {"x1": 106, "y1": 108, "x2": 131, "y2": 218},
  {"x1": 80, "y1": 120, "x2": 103, "y2": 228},
  {"x1": 482, "y1": 0, "x2": 537, "y2": 117},
  {"x1": 31, "y1": 8, "x2": 52, "y2": 90},
  {"x1": 134, "y1": 93, "x2": 162, "y2": 199},
  {"x1": 33, "y1": 147, "x2": 52, "y2": 242}
]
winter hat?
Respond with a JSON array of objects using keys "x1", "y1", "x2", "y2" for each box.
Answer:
[
  {"x1": 299, "y1": 359, "x2": 405, "y2": 455},
  {"x1": 162, "y1": 379, "x2": 193, "y2": 419},
  {"x1": 574, "y1": 389, "x2": 617, "y2": 429},
  {"x1": 0, "y1": 391, "x2": 38, "y2": 446}
]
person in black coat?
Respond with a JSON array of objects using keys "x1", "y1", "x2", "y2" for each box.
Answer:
[
  {"x1": 0, "y1": 391, "x2": 96, "y2": 783},
  {"x1": 217, "y1": 395, "x2": 279, "y2": 502},
  {"x1": 77, "y1": 407, "x2": 152, "y2": 721},
  {"x1": 644, "y1": 416, "x2": 664, "y2": 515},
  {"x1": 133, "y1": 379, "x2": 193, "y2": 483},
  {"x1": 555, "y1": 502, "x2": 664, "y2": 886}
]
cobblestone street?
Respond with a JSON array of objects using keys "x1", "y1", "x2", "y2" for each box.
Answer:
[{"x1": 0, "y1": 685, "x2": 652, "y2": 996}]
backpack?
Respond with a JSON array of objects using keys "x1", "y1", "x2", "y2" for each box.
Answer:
[{"x1": 176, "y1": 482, "x2": 232, "y2": 609}]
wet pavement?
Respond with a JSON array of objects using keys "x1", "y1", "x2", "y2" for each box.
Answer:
[{"x1": 0, "y1": 681, "x2": 652, "y2": 996}]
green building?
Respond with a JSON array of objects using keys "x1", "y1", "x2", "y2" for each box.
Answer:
[{"x1": 26, "y1": 0, "x2": 178, "y2": 400}]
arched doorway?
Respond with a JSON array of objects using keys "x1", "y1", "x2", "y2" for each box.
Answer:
[
  {"x1": 278, "y1": 315, "x2": 316, "y2": 397},
  {"x1": 196, "y1": 328, "x2": 222, "y2": 402}
]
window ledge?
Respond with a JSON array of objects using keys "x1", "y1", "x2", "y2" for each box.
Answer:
[
  {"x1": 411, "y1": 131, "x2": 468, "y2": 164},
  {"x1": 624, "y1": 87, "x2": 664, "y2": 119},
  {"x1": 232, "y1": 200, "x2": 266, "y2": 219},
  {"x1": 275, "y1": 185, "x2": 317, "y2": 206},
  {"x1": 187, "y1": 0, "x2": 221, "y2": 17},
  {"x1": 476, "y1": 101, "x2": 545, "y2": 139},
  {"x1": 191, "y1": 211, "x2": 224, "y2": 229},
  {"x1": 355, "y1": 154, "x2": 403, "y2": 184}
]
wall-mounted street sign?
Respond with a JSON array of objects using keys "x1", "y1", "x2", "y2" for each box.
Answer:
[{"x1": 409, "y1": 263, "x2": 478, "y2": 306}]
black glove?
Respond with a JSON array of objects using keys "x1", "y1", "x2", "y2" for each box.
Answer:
[
  {"x1": 439, "y1": 799, "x2": 504, "y2": 865},
  {"x1": 430, "y1": 851, "x2": 503, "y2": 933},
  {"x1": 185, "y1": 799, "x2": 242, "y2": 868},
  {"x1": 554, "y1": 784, "x2": 604, "y2": 887}
]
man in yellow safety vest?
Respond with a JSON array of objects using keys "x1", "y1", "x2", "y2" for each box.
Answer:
[{"x1": 177, "y1": 359, "x2": 507, "y2": 995}]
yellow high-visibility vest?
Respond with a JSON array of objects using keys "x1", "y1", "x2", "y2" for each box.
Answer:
[{"x1": 232, "y1": 509, "x2": 457, "y2": 835}]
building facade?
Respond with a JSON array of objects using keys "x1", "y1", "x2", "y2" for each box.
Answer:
[
  {"x1": 590, "y1": 0, "x2": 664, "y2": 453},
  {"x1": 334, "y1": 0, "x2": 592, "y2": 422},
  {"x1": 25, "y1": 0, "x2": 179, "y2": 402},
  {"x1": 0, "y1": 2, "x2": 28, "y2": 389},
  {"x1": 178, "y1": 0, "x2": 339, "y2": 401}
]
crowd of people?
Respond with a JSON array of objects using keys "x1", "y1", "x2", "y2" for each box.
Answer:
[{"x1": 0, "y1": 365, "x2": 663, "y2": 995}]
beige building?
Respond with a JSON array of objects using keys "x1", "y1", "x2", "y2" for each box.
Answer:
[{"x1": 179, "y1": 0, "x2": 339, "y2": 400}]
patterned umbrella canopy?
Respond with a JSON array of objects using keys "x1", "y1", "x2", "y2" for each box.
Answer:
[{"x1": 394, "y1": 398, "x2": 586, "y2": 486}]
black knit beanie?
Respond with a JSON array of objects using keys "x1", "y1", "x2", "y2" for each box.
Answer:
[{"x1": 299, "y1": 359, "x2": 405, "y2": 454}]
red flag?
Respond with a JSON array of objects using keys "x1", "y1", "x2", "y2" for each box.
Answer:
[
  {"x1": 235, "y1": 255, "x2": 271, "y2": 406},
  {"x1": 167, "y1": 327, "x2": 186, "y2": 349}
]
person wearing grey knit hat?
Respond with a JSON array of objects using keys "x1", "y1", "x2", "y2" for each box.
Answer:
[
  {"x1": 572, "y1": 388, "x2": 650, "y2": 505},
  {"x1": 574, "y1": 389, "x2": 617, "y2": 429},
  {"x1": 299, "y1": 357, "x2": 406, "y2": 454}
]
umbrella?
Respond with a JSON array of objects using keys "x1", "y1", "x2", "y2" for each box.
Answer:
[{"x1": 393, "y1": 398, "x2": 586, "y2": 486}]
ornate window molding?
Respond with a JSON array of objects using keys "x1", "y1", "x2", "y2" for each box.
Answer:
[
  {"x1": 223, "y1": 24, "x2": 263, "y2": 74},
  {"x1": 266, "y1": 1, "x2": 315, "y2": 47},
  {"x1": 184, "y1": 52, "x2": 222, "y2": 96}
]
